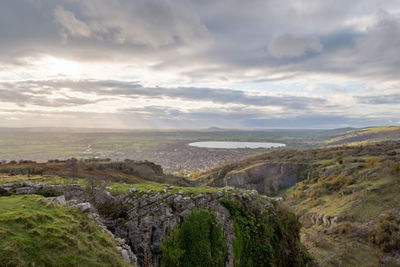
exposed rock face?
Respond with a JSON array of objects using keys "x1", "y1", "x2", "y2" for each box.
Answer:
[
  {"x1": 310, "y1": 213, "x2": 343, "y2": 227},
  {"x1": 0, "y1": 182, "x2": 291, "y2": 267},
  {"x1": 105, "y1": 190, "x2": 264, "y2": 267},
  {"x1": 204, "y1": 162, "x2": 313, "y2": 195}
]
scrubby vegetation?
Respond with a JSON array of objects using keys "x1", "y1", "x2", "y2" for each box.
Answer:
[
  {"x1": 320, "y1": 126, "x2": 400, "y2": 146},
  {"x1": 0, "y1": 195, "x2": 128, "y2": 267},
  {"x1": 161, "y1": 210, "x2": 228, "y2": 267},
  {"x1": 220, "y1": 200, "x2": 314, "y2": 267},
  {"x1": 193, "y1": 142, "x2": 400, "y2": 266},
  {"x1": 281, "y1": 143, "x2": 400, "y2": 266},
  {"x1": 371, "y1": 212, "x2": 400, "y2": 253}
]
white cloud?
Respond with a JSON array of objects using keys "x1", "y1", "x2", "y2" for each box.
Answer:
[{"x1": 1, "y1": 0, "x2": 400, "y2": 128}]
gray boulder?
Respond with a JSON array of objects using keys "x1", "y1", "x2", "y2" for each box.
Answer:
[
  {"x1": 75, "y1": 202, "x2": 95, "y2": 213},
  {"x1": 46, "y1": 195, "x2": 67, "y2": 205}
]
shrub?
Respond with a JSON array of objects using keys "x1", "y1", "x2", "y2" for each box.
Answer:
[
  {"x1": 161, "y1": 209, "x2": 227, "y2": 267},
  {"x1": 220, "y1": 200, "x2": 314, "y2": 267},
  {"x1": 366, "y1": 157, "x2": 379, "y2": 168},
  {"x1": 391, "y1": 162, "x2": 400, "y2": 175},
  {"x1": 221, "y1": 200, "x2": 274, "y2": 266},
  {"x1": 335, "y1": 152, "x2": 344, "y2": 165},
  {"x1": 371, "y1": 213, "x2": 400, "y2": 253}
]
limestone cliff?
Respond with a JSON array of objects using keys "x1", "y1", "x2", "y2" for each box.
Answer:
[
  {"x1": 0, "y1": 182, "x2": 313, "y2": 267},
  {"x1": 196, "y1": 162, "x2": 313, "y2": 195}
]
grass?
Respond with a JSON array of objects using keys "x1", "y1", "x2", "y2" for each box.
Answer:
[
  {"x1": 0, "y1": 195, "x2": 130, "y2": 267},
  {"x1": 0, "y1": 171, "x2": 222, "y2": 198},
  {"x1": 302, "y1": 228, "x2": 382, "y2": 267},
  {"x1": 281, "y1": 144, "x2": 400, "y2": 266},
  {"x1": 322, "y1": 126, "x2": 400, "y2": 146},
  {"x1": 0, "y1": 130, "x2": 313, "y2": 161},
  {"x1": 288, "y1": 175, "x2": 399, "y2": 221},
  {"x1": 0, "y1": 174, "x2": 86, "y2": 187},
  {"x1": 107, "y1": 181, "x2": 221, "y2": 196}
]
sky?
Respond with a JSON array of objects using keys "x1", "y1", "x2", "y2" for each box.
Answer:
[{"x1": 0, "y1": 0, "x2": 400, "y2": 129}]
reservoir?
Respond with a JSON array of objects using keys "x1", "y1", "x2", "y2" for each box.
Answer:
[{"x1": 188, "y1": 141, "x2": 286, "y2": 149}]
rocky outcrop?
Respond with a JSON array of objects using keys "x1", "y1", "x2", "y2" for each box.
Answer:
[
  {"x1": 310, "y1": 213, "x2": 344, "y2": 227},
  {"x1": 202, "y1": 162, "x2": 314, "y2": 195},
  {"x1": 0, "y1": 182, "x2": 275, "y2": 267},
  {"x1": 106, "y1": 188, "x2": 269, "y2": 267}
]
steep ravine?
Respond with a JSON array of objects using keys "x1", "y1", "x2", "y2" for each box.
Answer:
[
  {"x1": 0, "y1": 181, "x2": 313, "y2": 267},
  {"x1": 196, "y1": 162, "x2": 314, "y2": 195}
]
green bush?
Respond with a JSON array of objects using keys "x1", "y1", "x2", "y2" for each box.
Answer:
[
  {"x1": 221, "y1": 200, "x2": 274, "y2": 266},
  {"x1": 161, "y1": 209, "x2": 227, "y2": 267},
  {"x1": 220, "y1": 200, "x2": 314, "y2": 267}
]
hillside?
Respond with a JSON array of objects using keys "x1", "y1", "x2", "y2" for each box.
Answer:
[
  {"x1": 195, "y1": 142, "x2": 400, "y2": 266},
  {"x1": 318, "y1": 126, "x2": 400, "y2": 146},
  {"x1": 0, "y1": 160, "x2": 314, "y2": 267},
  {"x1": 2, "y1": 138, "x2": 400, "y2": 266},
  {"x1": 0, "y1": 195, "x2": 130, "y2": 266}
]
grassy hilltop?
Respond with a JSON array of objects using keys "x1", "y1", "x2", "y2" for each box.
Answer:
[{"x1": 0, "y1": 195, "x2": 129, "y2": 267}]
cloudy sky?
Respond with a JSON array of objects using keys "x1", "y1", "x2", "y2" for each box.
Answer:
[{"x1": 1, "y1": 0, "x2": 400, "y2": 129}]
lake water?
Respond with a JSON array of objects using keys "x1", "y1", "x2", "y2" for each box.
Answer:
[{"x1": 188, "y1": 141, "x2": 286, "y2": 149}]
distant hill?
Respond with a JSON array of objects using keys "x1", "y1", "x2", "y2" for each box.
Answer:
[{"x1": 205, "y1": 126, "x2": 225, "y2": 131}]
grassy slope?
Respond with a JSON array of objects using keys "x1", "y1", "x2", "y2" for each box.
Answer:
[
  {"x1": 282, "y1": 145, "x2": 400, "y2": 266},
  {"x1": 320, "y1": 126, "x2": 400, "y2": 146},
  {"x1": 0, "y1": 164, "x2": 224, "y2": 267},
  {"x1": 0, "y1": 195, "x2": 129, "y2": 267}
]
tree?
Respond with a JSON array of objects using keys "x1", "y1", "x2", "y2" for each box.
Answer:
[{"x1": 161, "y1": 210, "x2": 227, "y2": 267}]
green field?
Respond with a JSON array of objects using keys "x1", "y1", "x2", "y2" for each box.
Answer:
[{"x1": 0, "y1": 129, "x2": 321, "y2": 160}]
